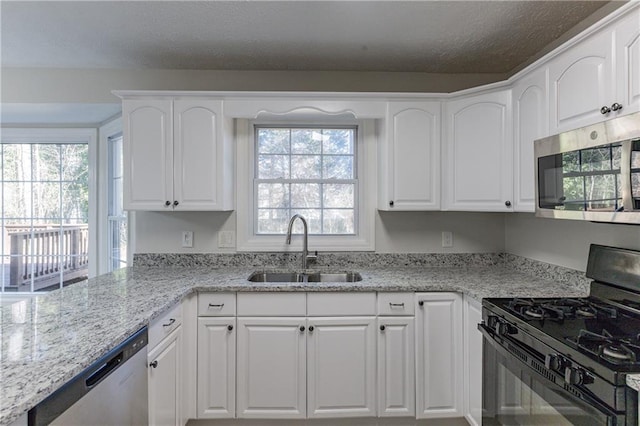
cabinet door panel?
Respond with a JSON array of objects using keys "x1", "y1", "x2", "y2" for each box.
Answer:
[
  {"x1": 512, "y1": 70, "x2": 549, "y2": 212},
  {"x1": 444, "y1": 91, "x2": 512, "y2": 211},
  {"x1": 615, "y1": 8, "x2": 640, "y2": 116},
  {"x1": 148, "y1": 326, "x2": 181, "y2": 426},
  {"x1": 549, "y1": 31, "x2": 613, "y2": 133},
  {"x1": 174, "y1": 100, "x2": 223, "y2": 210},
  {"x1": 307, "y1": 317, "x2": 376, "y2": 418},
  {"x1": 382, "y1": 102, "x2": 441, "y2": 210},
  {"x1": 197, "y1": 318, "x2": 236, "y2": 419},
  {"x1": 377, "y1": 317, "x2": 415, "y2": 417},
  {"x1": 415, "y1": 293, "x2": 463, "y2": 418},
  {"x1": 464, "y1": 296, "x2": 483, "y2": 426},
  {"x1": 237, "y1": 317, "x2": 306, "y2": 419},
  {"x1": 123, "y1": 100, "x2": 173, "y2": 210}
]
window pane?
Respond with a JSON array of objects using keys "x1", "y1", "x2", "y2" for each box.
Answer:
[
  {"x1": 33, "y1": 182, "x2": 61, "y2": 218},
  {"x1": 291, "y1": 209, "x2": 321, "y2": 233},
  {"x1": 3, "y1": 182, "x2": 30, "y2": 219},
  {"x1": 258, "y1": 155, "x2": 289, "y2": 179},
  {"x1": 323, "y1": 184, "x2": 354, "y2": 208},
  {"x1": 323, "y1": 129, "x2": 353, "y2": 154},
  {"x1": 33, "y1": 144, "x2": 61, "y2": 181},
  {"x1": 257, "y1": 209, "x2": 290, "y2": 234},
  {"x1": 61, "y1": 181, "x2": 88, "y2": 221},
  {"x1": 258, "y1": 183, "x2": 289, "y2": 208},
  {"x1": 291, "y1": 183, "x2": 320, "y2": 208},
  {"x1": 258, "y1": 128, "x2": 290, "y2": 154},
  {"x1": 291, "y1": 129, "x2": 322, "y2": 154},
  {"x1": 291, "y1": 155, "x2": 321, "y2": 179},
  {"x1": 323, "y1": 209, "x2": 354, "y2": 234},
  {"x1": 61, "y1": 144, "x2": 89, "y2": 181},
  {"x1": 2, "y1": 144, "x2": 32, "y2": 181},
  {"x1": 323, "y1": 156, "x2": 353, "y2": 179}
]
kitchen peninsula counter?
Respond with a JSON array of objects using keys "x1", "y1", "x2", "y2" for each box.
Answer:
[{"x1": 0, "y1": 261, "x2": 590, "y2": 425}]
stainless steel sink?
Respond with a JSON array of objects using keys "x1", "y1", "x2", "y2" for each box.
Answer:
[{"x1": 247, "y1": 271, "x2": 362, "y2": 283}]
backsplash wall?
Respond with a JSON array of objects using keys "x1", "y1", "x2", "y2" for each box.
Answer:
[{"x1": 133, "y1": 210, "x2": 506, "y2": 254}]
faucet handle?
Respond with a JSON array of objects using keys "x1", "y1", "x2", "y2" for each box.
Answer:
[{"x1": 306, "y1": 250, "x2": 318, "y2": 264}]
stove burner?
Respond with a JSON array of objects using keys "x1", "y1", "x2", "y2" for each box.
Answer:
[
  {"x1": 602, "y1": 344, "x2": 633, "y2": 361},
  {"x1": 504, "y1": 298, "x2": 619, "y2": 322}
]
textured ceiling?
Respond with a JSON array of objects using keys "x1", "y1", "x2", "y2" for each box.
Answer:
[{"x1": 1, "y1": 1, "x2": 611, "y2": 73}]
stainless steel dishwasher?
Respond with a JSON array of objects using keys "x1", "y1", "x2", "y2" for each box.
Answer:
[{"x1": 28, "y1": 327, "x2": 148, "y2": 426}]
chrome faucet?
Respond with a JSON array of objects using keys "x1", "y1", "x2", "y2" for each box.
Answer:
[{"x1": 286, "y1": 214, "x2": 317, "y2": 270}]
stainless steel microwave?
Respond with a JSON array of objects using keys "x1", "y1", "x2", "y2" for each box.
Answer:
[{"x1": 534, "y1": 112, "x2": 640, "y2": 224}]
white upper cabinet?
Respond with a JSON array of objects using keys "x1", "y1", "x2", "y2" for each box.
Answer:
[
  {"x1": 122, "y1": 98, "x2": 233, "y2": 211},
  {"x1": 443, "y1": 89, "x2": 513, "y2": 211},
  {"x1": 123, "y1": 99, "x2": 174, "y2": 211},
  {"x1": 548, "y1": 29, "x2": 614, "y2": 133},
  {"x1": 512, "y1": 69, "x2": 549, "y2": 213},
  {"x1": 379, "y1": 101, "x2": 441, "y2": 210},
  {"x1": 614, "y1": 7, "x2": 640, "y2": 117}
]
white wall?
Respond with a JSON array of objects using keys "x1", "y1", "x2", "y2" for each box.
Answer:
[
  {"x1": 134, "y1": 210, "x2": 506, "y2": 254},
  {"x1": 505, "y1": 213, "x2": 640, "y2": 271}
]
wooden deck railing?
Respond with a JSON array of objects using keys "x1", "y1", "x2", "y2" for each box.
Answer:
[{"x1": 7, "y1": 224, "x2": 89, "y2": 292}]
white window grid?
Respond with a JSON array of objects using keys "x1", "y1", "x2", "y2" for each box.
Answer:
[
  {"x1": 253, "y1": 125, "x2": 358, "y2": 236},
  {"x1": 107, "y1": 134, "x2": 127, "y2": 271}
]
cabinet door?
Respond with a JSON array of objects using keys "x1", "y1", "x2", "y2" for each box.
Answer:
[
  {"x1": 173, "y1": 100, "x2": 232, "y2": 210},
  {"x1": 380, "y1": 101, "x2": 441, "y2": 210},
  {"x1": 377, "y1": 317, "x2": 415, "y2": 417},
  {"x1": 123, "y1": 99, "x2": 173, "y2": 210},
  {"x1": 197, "y1": 317, "x2": 236, "y2": 419},
  {"x1": 444, "y1": 90, "x2": 513, "y2": 211},
  {"x1": 463, "y1": 296, "x2": 483, "y2": 426},
  {"x1": 615, "y1": 7, "x2": 640, "y2": 117},
  {"x1": 307, "y1": 317, "x2": 376, "y2": 418},
  {"x1": 549, "y1": 30, "x2": 614, "y2": 133},
  {"x1": 236, "y1": 317, "x2": 306, "y2": 419},
  {"x1": 512, "y1": 69, "x2": 549, "y2": 212},
  {"x1": 415, "y1": 293, "x2": 463, "y2": 418},
  {"x1": 148, "y1": 326, "x2": 182, "y2": 426}
]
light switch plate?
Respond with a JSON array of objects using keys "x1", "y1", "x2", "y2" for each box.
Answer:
[
  {"x1": 182, "y1": 231, "x2": 194, "y2": 248},
  {"x1": 218, "y1": 230, "x2": 235, "y2": 248}
]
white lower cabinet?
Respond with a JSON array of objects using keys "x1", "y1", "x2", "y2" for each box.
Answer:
[
  {"x1": 415, "y1": 292, "x2": 464, "y2": 418},
  {"x1": 377, "y1": 316, "x2": 415, "y2": 417},
  {"x1": 236, "y1": 317, "x2": 307, "y2": 419},
  {"x1": 197, "y1": 317, "x2": 236, "y2": 419},
  {"x1": 148, "y1": 325, "x2": 182, "y2": 426},
  {"x1": 464, "y1": 295, "x2": 483, "y2": 426},
  {"x1": 307, "y1": 317, "x2": 377, "y2": 418}
]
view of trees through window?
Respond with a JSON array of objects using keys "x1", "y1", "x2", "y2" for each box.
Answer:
[
  {"x1": 1, "y1": 142, "x2": 89, "y2": 292},
  {"x1": 255, "y1": 126, "x2": 357, "y2": 235}
]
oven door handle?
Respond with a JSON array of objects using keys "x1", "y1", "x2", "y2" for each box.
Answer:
[{"x1": 479, "y1": 322, "x2": 622, "y2": 421}]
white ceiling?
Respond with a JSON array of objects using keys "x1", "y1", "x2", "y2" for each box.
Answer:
[{"x1": 1, "y1": 1, "x2": 612, "y2": 74}]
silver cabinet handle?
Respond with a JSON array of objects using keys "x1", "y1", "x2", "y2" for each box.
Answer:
[
  {"x1": 149, "y1": 361, "x2": 158, "y2": 368},
  {"x1": 611, "y1": 102, "x2": 623, "y2": 112},
  {"x1": 389, "y1": 302, "x2": 405, "y2": 308},
  {"x1": 601, "y1": 105, "x2": 611, "y2": 115},
  {"x1": 418, "y1": 300, "x2": 424, "y2": 306},
  {"x1": 162, "y1": 318, "x2": 176, "y2": 327},
  {"x1": 208, "y1": 303, "x2": 224, "y2": 308}
]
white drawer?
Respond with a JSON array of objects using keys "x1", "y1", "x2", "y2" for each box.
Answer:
[
  {"x1": 198, "y1": 292, "x2": 236, "y2": 316},
  {"x1": 237, "y1": 292, "x2": 306, "y2": 316},
  {"x1": 149, "y1": 302, "x2": 182, "y2": 350},
  {"x1": 307, "y1": 292, "x2": 376, "y2": 316},
  {"x1": 377, "y1": 292, "x2": 415, "y2": 315}
]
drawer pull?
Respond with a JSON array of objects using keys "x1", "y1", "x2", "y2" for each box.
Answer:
[
  {"x1": 208, "y1": 303, "x2": 225, "y2": 309},
  {"x1": 162, "y1": 318, "x2": 176, "y2": 327},
  {"x1": 380, "y1": 325, "x2": 386, "y2": 331},
  {"x1": 389, "y1": 302, "x2": 405, "y2": 308},
  {"x1": 418, "y1": 300, "x2": 424, "y2": 306},
  {"x1": 149, "y1": 361, "x2": 158, "y2": 368},
  {"x1": 227, "y1": 325, "x2": 233, "y2": 331}
]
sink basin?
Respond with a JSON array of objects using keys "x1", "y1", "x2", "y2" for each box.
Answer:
[{"x1": 248, "y1": 271, "x2": 362, "y2": 283}]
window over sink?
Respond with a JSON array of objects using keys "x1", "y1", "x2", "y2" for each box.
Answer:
[{"x1": 236, "y1": 118, "x2": 375, "y2": 252}]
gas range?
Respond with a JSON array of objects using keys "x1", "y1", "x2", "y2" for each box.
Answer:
[{"x1": 481, "y1": 244, "x2": 640, "y2": 425}]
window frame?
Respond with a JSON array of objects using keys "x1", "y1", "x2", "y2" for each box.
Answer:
[{"x1": 236, "y1": 118, "x2": 376, "y2": 252}]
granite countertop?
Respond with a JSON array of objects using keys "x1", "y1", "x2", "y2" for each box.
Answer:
[{"x1": 0, "y1": 262, "x2": 591, "y2": 425}]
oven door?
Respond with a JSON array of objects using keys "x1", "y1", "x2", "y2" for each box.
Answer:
[{"x1": 480, "y1": 324, "x2": 634, "y2": 426}]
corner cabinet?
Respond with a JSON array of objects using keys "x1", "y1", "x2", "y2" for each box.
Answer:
[
  {"x1": 122, "y1": 98, "x2": 233, "y2": 211},
  {"x1": 415, "y1": 292, "x2": 463, "y2": 419},
  {"x1": 379, "y1": 101, "x2": 441, "y2": 210},
  {"x1": 443, "y1": 89, "x2": 513, "y2": 211},
  {"x1": 512, "y1": 69, "x2": 549, "y2": 212}
]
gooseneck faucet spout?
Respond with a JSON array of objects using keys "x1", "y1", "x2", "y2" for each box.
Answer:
[{"x1": 286, "y1": 214, "x2": 316, "y2": 270}]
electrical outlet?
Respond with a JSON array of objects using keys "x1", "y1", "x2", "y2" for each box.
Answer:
[
  {"x1": 182, "y1": 231, "x2": 193, "y2": 248},
  {"x1": 218, "y1": 230, "x2": 235, "y2": 248},
  {"x1": 442, "y1": 231, "x2": 453, "y2": 248}
]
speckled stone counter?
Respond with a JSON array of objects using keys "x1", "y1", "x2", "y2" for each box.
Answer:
[{"x1": 0, "y1": 257, "x2": 591, "y2": 425}]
